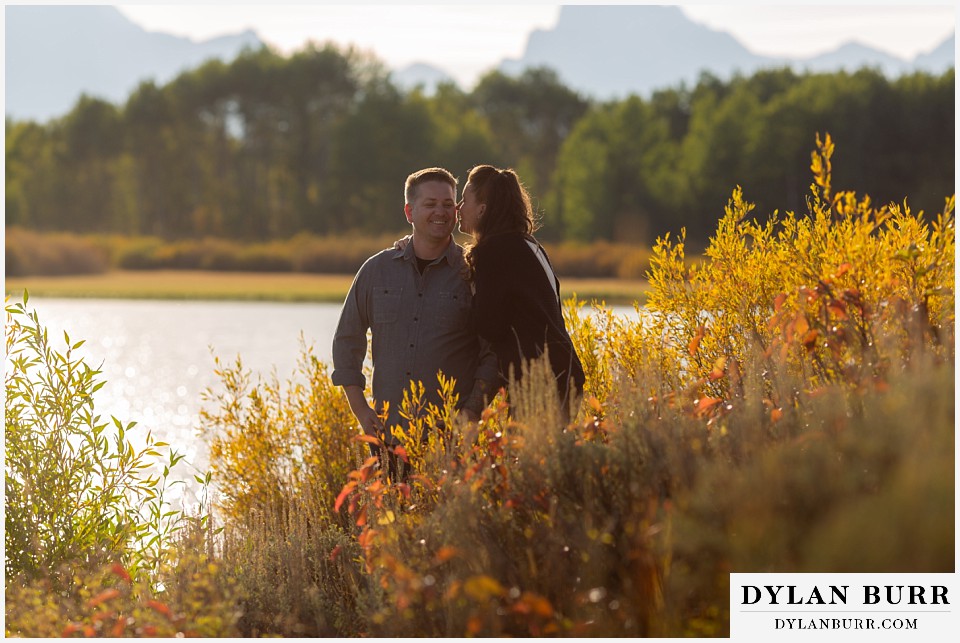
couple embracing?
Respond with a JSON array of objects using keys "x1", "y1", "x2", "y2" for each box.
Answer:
[{"x1": 331, "y1": 165, "x2": 584, "y2": 477}]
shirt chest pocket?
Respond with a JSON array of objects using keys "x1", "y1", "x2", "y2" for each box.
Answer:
[
  {"x1": 434, "y1": 290, "x2": 470, "y2": 327},
  {"x1": 373, "y1": 286, "x2": 402, "y2": 324}
]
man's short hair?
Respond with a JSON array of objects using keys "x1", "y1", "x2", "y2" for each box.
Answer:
[{"x1": 404, "y1": 167, "x2": 457, "y2": 205}]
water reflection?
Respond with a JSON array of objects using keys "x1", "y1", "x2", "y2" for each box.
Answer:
[
  {"x1": 22, "y1": 298, "x2": 341, "y2": 505},
  {"x1": 22, "y1": 297, "x2": 637, "y2": 503}
]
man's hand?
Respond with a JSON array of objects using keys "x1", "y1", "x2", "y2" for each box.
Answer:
[
  {"x1": 461, "y1": 378, "x2": 489, "y2": 424},
  {"x1": 354, "y1": 406, "x2": 383, "y2": 436},
  {"x1": 344, "y1": 385, "x2": 383, "y2": 437},
  {"x1": 460, "y1": 407, "x2": 480, "y2": 423}
]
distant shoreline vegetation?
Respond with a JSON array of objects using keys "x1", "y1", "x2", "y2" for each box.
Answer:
[
  {"x1": 3, "y1": 229, "x2": 653, "y2": 304},
  {"x1": 4, "y1": 228, "x2": 656, "y2": 280}
]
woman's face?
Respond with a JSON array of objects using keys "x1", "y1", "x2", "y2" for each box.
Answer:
[{"x1": 457, "y1": 182, "x2": 485, "y2": 235}]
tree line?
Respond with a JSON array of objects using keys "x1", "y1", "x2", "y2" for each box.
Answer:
[{"x1": 5, "y1": 43, "x2": 954, "y2": 245}]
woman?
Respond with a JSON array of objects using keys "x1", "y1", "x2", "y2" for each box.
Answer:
[{"x1": 456, "y1": 165, "x2": 584, "y2": 418}]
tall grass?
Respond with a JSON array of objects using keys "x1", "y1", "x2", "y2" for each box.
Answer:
[
  {"x1": 5, "y1": 134, "x2": 953, "y2": 637},
  {"x1": 194, "y1": 134, "x2": 953, "y2": 636}
]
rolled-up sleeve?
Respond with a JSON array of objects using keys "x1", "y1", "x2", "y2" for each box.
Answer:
[
  {"x1": 331, "y1": 243, "x2": 496, "y2": 432},
  {"x1": 331, "y1": 269, "x2": 369, "y2": 389}
]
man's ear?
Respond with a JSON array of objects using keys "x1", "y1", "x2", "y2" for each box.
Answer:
[{"x1": 404, "y1": 203, "x2": 413, "y2": 223}]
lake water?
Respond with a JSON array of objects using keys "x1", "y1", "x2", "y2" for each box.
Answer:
[
  {"x1": 12, "y1": 298, "x2": 637, "y2": 503},
  {"x1": 10, "y1": 298, "x2": 343, "y2": 504}
]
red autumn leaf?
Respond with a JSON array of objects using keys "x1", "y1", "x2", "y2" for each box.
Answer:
[
  {"x1": 435, "y1": 546, "x2": 460, "y2": 563},
  {"x1": 62, "y1": 623, "x2": 81, "y2": 637},
  {"x1": 111, "y1": 617, "x2": 127, "y2": 637},
  {"x1": 354, "y1": 434, "x2": 384, "y2": 446},
  {"x1": 358, "y1": 529, "x2": 378, "y2": 548},
  {"x1": 93, "y1": 609, "x2": 114, "y2": 623},
  {"x1": 770, "y1": 408, "x2": 784, "y2": 423},
  {"x1": 708, "y1": 356, "x2": 726, "y2": 380},
  {"x1": 773, "y1": 292, "x2": 787, "y2": 312},
  {"x1": 827, "y1": 300, "x2": 849, "y2": 320},
  {"x1": 587, "y1": 396, "x2": 603, "y2": 414},
  {"x1": 834, "y1": 262, "x2": 852, "y2": 278},
  {"x1": 392, "y1": 445, "x2": 409, "y2": 463},
  {"x1": 512, "y1": 600, "x2": 532, "y2": 615},
  {"x1": 146, "y1": 599, "x2": 173, "y2": 619},
  {"x1": 110, "y1": 562, "x2": 131, "y2": 583},
  {"x1": 396, "y1": 482, "x2": 411, "y2": 499},
  {"x1": 467, "y1": 615, "x2": 484, "y2": 636},
  {"x1": 329, "y1": 545, "x2": 342, "y2": 562},
  {"x1": 802, "y1": 329, "x2": 820, "y2": 350},
  {"x1": 694, "y1": 397, "x2": 722, "y2": 416},
  {"x1": 334, "y1": 481, "x2": 356, "y2": 512},
  {"x1": 356, "y1": 455, "x2": 381, "y2": 483},
  {"x1": 688, "y1": 324, "x2": 705, "y2": 356},
  {"x1": 793, "y1": 313, "x2": 810, "y2": 336},
  {"x1": 87, "y1": 588, "x2": 120, "y2": 608},
  {"x1": 521, "y1": 591, "x2": 554, "y2": 618},
  {"x1": 356, "y1": 504, "x2": 368, "y2": 527}
]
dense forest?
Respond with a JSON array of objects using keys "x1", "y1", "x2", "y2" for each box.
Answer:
[{"x1": 5, "y1": 43, "x2": 954, "y2": 245}]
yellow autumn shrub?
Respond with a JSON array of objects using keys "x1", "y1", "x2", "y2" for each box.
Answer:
[{"x1": 200, "y1": 133, "x2": 953, "y2": 637}]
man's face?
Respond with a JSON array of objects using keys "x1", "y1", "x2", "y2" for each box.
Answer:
[{"x1": 405, "y1": 180, "x2": 457, "y2": 242}]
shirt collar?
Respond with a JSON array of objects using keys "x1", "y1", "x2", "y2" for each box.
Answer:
[{"x1": 397, "y1": 236, "x2": 460, "y2": 267}]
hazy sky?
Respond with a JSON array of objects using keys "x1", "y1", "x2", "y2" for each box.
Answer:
[{"x1": 109, "y1": 3, "x2": 955, "y2": 87}]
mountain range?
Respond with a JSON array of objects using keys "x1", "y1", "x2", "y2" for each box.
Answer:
[
  {"x1": 405, "y1": 5, "x2": 955, "y2": 96},
  {"x1": 5, "y1": 5, "x2": 262, "y2": 122},
  {"x1": 5, "y1": 5, "x2": 955, "y2": 122}
]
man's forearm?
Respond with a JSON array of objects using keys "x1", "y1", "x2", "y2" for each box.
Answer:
[
  {"x1": 344, "y1": 385, "x2": 372, "y2": 420},
  {"x1": 343, "y1": 385, "x2": 382, "y2": 436}
]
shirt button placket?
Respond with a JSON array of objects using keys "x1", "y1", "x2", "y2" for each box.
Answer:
[{"x1": 409, "y1": 285, "x2": 424, "y2": 365}]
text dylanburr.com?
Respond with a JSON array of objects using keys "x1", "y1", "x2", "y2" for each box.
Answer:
[{"x1": 730, "y1": 573, "x2": 958, "y2": 641}]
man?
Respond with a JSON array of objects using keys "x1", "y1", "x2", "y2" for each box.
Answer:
[{"x1": 332, "y1": 167, "x2": 496, "y2": 477}]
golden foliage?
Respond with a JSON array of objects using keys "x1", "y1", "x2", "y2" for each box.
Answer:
[{"x1": 9, "y1": 134, "x2": 951, "y2": 638}]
